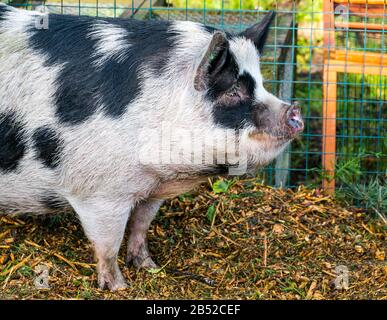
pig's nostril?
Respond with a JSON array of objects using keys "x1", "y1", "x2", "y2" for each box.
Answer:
[
  {"x1": 287, "y1": 106, "x2": 304, "y2": 132},
  {"x1": 288, "y1": 117, "x2": 303, "y2": 130}
]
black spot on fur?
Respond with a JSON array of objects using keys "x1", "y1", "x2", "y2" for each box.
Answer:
[
  {"x1": 238, "y1": 72, "x2": 256, "y2": 97},
  {"x1": 29, "y1": 15, "x2": 178, "y2": 124},
  {"x1": 40, "y1": 193, "x2": 68, "y2": 210},
  {"x1": 203, "y1": 25, "x2": 217, "y2": 33},
  {"x1": 0, "y1": 4, "x2": 11, "y2": 21},
  {"x1": 212, "y1": 72, "x2": 257, "y2": 130},
  {"x1": 213, "y1": 103, "x2": 253, "y2": 130},
  {"x1": 32, "y1": 127, "x2": 63, "y2": 169},
  {"x1": 28, "y1": 15, "x2": 101, "y2": 125},
  {"x1": 0, "y1": 113, "x2": 26, "y2": 173}
]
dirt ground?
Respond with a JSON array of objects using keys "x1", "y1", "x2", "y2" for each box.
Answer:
[{"x1": 0, "y1": 180, "x2": 386, "y2": 300}]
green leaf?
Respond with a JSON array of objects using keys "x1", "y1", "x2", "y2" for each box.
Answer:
[
  {"x1": 212, "y1": 179, "x2": 231, "y2": 194},
  {"x1": 146, "y1": 268, "x2": 163, "y2": 274},
  {"x1": 206, "y1": 204, "x2": 216, "y2": 224},
  {"x1": 145, "y1": 261, "x2": 170, "y2": 274}
]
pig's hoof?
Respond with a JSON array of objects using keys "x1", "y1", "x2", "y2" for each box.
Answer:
[
  {"x1": 98, "y1": 273, "x2": 128, "y2": 291},
  {"x1": 136, "y1": 256, "x2": 159, "y2": 270},
  {"x1": 126, "y1": 252, "x2": 158, "y2": 270},
  {"x1": 126, "y1": 242, "x2": 159, "y2": 270}
]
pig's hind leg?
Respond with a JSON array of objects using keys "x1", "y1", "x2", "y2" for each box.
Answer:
[
  {"x1": 68, "y1": 196, "x2": 132, "y2": 291},
  {"x1": 126, "y1": 199, "x2": 164, "y2": 269}
]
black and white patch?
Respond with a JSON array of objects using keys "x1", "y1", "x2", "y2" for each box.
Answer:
[
  {"x1": 0, "y1": 3, "x2": 10, "y2": 21},
  {"x1": 211, "y1": 71, "x2": 257, "y2": 130},
  {"x1": 28, "y1": 15, "x2": 178, "y2": 124},
  {"x1": 32, "y1": 127, "x2": 63, "y2": 169},
  {"x1": 0, "y1": 112, "x2": 26, "y2": 173},
  {"x1": 40, "y1": 193, "x2": 68, "y2": 210}
]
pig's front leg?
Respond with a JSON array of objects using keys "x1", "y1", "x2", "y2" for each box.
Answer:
[
  {"x1": 126, "y1": 199, "x2": 164, "y2": 269},
  {"x1": 68, "y1": 196, "x2": 132, "y2": 291}
]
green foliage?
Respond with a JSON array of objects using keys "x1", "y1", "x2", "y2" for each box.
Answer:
[
  {"x1": 167, "y1": 0, "x2": 272, "y2": 10},
  {"x1": 168, "y1": 0, "x2": 256, "y2": 10},
  {"x1": 206, "y1": 203, "x2": 216, "y2": 224},
  {"x1": 336, "y1": 73, "x2": 387, "y2": 178},
  {"x1": 178, "y1": 193, "x2": 194, "y2": 201},
  {"x1": 337, "y1": 176, "x2": 387, "y2": 223},
  {"x1": 18, "y1": 265, "x2": 33, "y2": 277},
  {"x1": 297, "y1": 0, "x2": 323, "y2": 23},
  {"x1": 330, "y1": 152, "x2": 387, "y2": 221},
  {"x1": 334, "y1": 154, "x2": 364, "y2": 184},
  {"x1": 319, "y1": 151, "x2": 385, "y2": 185},
  {"x1": 212, "y1": 179, "x2": 234, "y2": 194}
]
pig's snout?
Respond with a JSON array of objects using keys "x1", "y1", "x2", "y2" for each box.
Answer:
[{"x1": 286, "y1": 105, "x2": 304, "y2": 134}]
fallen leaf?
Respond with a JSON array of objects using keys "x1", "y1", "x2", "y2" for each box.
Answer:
[
  {"x1": 272, "y1": 224, "x2": 285, "y2": 234},
  {"x1": 355, "y1": 245, "x2": 364, "y2": 254},
  {"x1": 375, "y1": 249, "x2": 385, "y2": 261}
]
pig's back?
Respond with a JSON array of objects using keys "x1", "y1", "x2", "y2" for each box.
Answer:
[
  {"x1": 0, "y1": 4, "x2": 210, "y2": 213},
  {"x1": 0, "y1": 4, "x2": 179, "y2": 122}
]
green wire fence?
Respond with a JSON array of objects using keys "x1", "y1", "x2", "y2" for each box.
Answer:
[{"x1": 1, "y1": 0, "x2": 386, "y2": 211}]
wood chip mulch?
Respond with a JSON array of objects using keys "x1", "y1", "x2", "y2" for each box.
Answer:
[{"x1": 0, "y1": 180, "x2": 386, "y2": 300}]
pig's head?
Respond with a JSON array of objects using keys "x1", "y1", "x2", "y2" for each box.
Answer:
[{"x1": 192, "y1": 12, "x2": 304, "y2": 168}]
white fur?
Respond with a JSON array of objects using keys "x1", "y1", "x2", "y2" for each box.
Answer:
[
  {"x1": 230, "y1": 37, "x2": 288, "y2": 113},
  {"x1": 89, "y1": 21, "x2": 131, "y2": 67}
]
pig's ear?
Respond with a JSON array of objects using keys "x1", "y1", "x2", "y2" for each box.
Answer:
[
  {"x1": 194, "y1": 31, "x2": 234, "y2": 92},
  {"x1": 240, "y1": 11, "x2": 275, "y2": 54}
]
